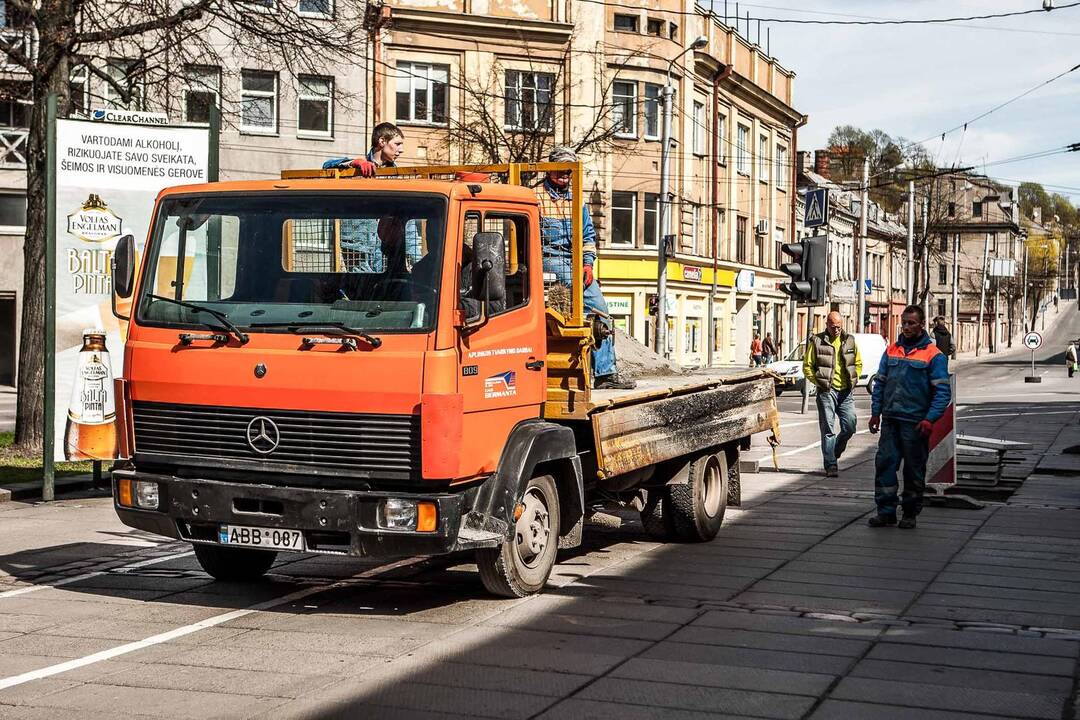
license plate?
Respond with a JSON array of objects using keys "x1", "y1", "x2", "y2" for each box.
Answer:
[{"x1": 218, "y1": 525, "x2": 305, "y2": 552}]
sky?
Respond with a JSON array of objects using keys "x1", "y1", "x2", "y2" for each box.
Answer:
[{"x1": 743, "y1": 0, "x2": 1080, "y2": 204}]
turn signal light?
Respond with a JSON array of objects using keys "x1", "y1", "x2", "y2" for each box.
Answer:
[
  {"x1": 116, "y1": 478, "x2": 160, "y2": 509},
  {"x1": 117, "y1": 478, "x2": 133, "y2": 507},
  {"x1": 416, "y1": 502, "x2": 437, "y2": 533}
]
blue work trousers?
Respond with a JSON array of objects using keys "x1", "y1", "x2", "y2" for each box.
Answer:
[
  {"x1": 874, "y1": 418, "x2": 929, "y2": 518},
  {"x1": 816, "y1": 387, "x2": 857, "y2": 470},
  {"x1": 544, "y1": 258, "x2": 615, "y2": 378}
]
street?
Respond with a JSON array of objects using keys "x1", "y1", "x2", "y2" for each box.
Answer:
[{"x1": 0, "y1": 309, "x2": 1077, "y2": 719}]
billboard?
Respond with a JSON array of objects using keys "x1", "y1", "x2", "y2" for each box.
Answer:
[{"x1": 52, "y1": 117, "x2": 210, "y2": 461}]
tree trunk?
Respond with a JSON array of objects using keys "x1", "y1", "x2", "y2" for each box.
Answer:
[{"x1": 14, "y1": 19, "x2": 70, "y2": 453}]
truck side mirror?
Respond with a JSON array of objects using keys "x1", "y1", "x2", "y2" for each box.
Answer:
[
  {"x1": 460, "y1": 232, "x2": 505, "y2": 331},
  {"x1": 111, "y1": 234, "x2": 135, "y2": 320}
]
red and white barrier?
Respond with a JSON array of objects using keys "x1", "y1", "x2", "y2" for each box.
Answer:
[{"x1": 926, "y1": 374, "x2": 957, "y2": 490}]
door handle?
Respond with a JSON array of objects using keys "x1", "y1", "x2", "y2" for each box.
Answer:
[{"x1": 525, "y1": 360, "x2": 545, "y2": 371}]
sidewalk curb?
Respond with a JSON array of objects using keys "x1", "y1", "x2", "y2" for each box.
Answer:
[{"x1": 0, "y1": 474, "x2": 104, "y2": 503}]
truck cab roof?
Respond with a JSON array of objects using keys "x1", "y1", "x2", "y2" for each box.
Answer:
[{"x1": 155, "y1": 177, "x2": 540, "y2": 204}]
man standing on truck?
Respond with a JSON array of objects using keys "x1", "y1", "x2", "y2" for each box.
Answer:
[
  {"x1": 868, "y1": 305, "x2": 951, "y2": 529},
  {"x1": 323, "y1": 122, "x2": 405, "y2": 175},
  {"x1": 537, "y1": 147, "x2": 634, "y2": 390},
  {"x1": 803, "y1": 311, "x2": 862, "y2": 478}
]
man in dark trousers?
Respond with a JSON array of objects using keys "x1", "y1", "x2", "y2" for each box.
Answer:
[
  {"x1": 803, "y1": 311, "x2": 862, "y2": 477},
  {"x1": 931, "y1": 316, "x2": 955, "y2": 363},
  {"x1": 868, "y1": 305, "x2": 951, "y2": 529}
]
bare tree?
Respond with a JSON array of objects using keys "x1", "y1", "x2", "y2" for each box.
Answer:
[{"x1": 7, "y1": 0, "x2": 367, "y2": 451}]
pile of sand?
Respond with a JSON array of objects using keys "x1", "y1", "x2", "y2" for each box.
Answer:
[{"x1": 613, "y1": 328, "x2": 685, "y2": 378}]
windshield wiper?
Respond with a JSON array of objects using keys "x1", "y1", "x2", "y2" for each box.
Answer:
[
  {"x1": 149, "y1": 294, "x2": 250, "y2": 345},
  {"x1": 250, "y1": 321, "x2": 383, "y2": 348}
]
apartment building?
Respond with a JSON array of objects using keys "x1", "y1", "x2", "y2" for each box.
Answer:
[
  {"x1": 370, "y1": 0, "x2": 801, "y2": 368},
  {"x1": 0, "y1": 1, "x2": 368, "y2": 383}
]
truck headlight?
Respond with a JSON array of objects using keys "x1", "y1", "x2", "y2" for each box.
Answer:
[
  {"x1": 378, "y1": 498, "x2": 437, "y2": 532},
  {"x1": 117, "y1": 479, "x2": 159, "y2": 509}
]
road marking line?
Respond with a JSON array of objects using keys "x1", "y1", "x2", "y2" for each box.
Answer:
[
  {"x1": 0, "y1": 550, "x2": 195, "y2": 600},
  {"x1": 754, "y1": 429, "x2": 873, "y2": 462},
  {"x1": 0, "y1": 555, "x2": 427, "y2": 691},
  {"x1": 956, "y1": 410, "x2": 1078, "y2": 419}
]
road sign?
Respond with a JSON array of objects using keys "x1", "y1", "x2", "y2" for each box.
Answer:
[
  {"x1": 804, "y1": 188, "x2": 829, "y2": 229},
  {"x1": 1024, "y1": 331, "x2": 1043, "y2": 350}
]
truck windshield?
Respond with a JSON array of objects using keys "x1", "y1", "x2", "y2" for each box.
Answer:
[{"x1": 136, "y1": 192, "x2": 447, "y2": 334}]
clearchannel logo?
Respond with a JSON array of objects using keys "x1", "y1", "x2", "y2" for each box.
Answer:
[{"x1": 90, "y1": 108, "x2": 169, "y2": 126}]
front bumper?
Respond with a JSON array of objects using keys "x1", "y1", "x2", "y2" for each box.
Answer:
[{"x1": 112, "y1": 469, "x2": 502, "y2": 558}]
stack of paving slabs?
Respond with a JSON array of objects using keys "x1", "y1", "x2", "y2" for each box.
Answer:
[{"x1": 954, "y1": 435, "x2": 1034, "y2": 495}]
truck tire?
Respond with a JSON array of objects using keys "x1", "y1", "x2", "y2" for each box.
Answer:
[
  {"x1": 193, "y1": 543, "x2": 277, "y2": 581},
  {"x1": 667, "y1": 452, "x2": 728, "y2": 542},
  {"x1": 639, "y1": 489, "x2": 674, "y2": 540},
  {"x1": 724, "y1": 446, "x2": 742, "y2": 507},
  {"x1": 476, "y1": 474, "x2": 560, "y2": 598}
]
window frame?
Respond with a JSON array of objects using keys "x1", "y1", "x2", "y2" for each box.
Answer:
[
  {"x1": 613, "y1": 13, "x2": 639, "y2": 32},
  {"x1": 240, "y1": 69, "x2": 279, "y2": 135},
  {"x1": 643, "y1": 193, "x2": 660, "y2": 248},
  {"x1": 69, "y1": 64, "x2": 90, "y2": 118},
  {"x1": 298, "y1": 0, "x2": 334, "y2": 18},
  {"x1": 104, "y1": 58, "x2": 144, "y2": 111},
  {"x1": 183, "y1": 65, "x2": 220, "y2": 127},
  {"x1": 296, "y1": 74, "x2": 334, "y2": 138},
  {"x1": 646, "y1": 18, "x2": 663, "y2": 36},
  {"x1": 736, "y1": 215, "x2": 748, "y2": 263},
  {"x1": 716, "y1": 113, "x2": 727, "y2": 165},
  {"x1": 610, "y1": 191, "x2": 636, "y2": 247},
  {"x1": 0, "y1": 192, "x2": 27, "y2": 232},
  {"x1": 775, "y1": 144, "x2": 788, "y2": 191},
  {"x1": 736, "y1": 124, "x2": 750, "y2": 175},
  {"x1": 758, "y1": 133, "x2": 770, "y2": 182},
  {"x1": 479, "y1": 211, "x2": 532, "y2": 318},
  {"x1": 692, "y1": 100, "x2": 706, "y2": 156},
  {"x1": 396, "y1": 61, "x2": 450, "y2": 126},
  {"x1": 504, "y1": 69, "x2": 554, "y2": 132},
  {"x1": 643, "y1": 83, "x2": 661, "y2": 140},
  {"x1": 972, "y1": 200, "x2": 983, "y2": 218},
  {"x1": 938, "y1": 263, "x2": 948, "y2": 284},
  {"x1": 612, "y1": 80, "x2": 637, "y2": 139}
]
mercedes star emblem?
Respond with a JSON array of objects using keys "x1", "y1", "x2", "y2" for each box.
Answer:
[{"x1": 246, "y1": 416, "x2": 280, "y2": 454}]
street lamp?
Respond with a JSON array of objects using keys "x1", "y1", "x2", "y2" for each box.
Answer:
[{"x1": 656, "y1": 35, "x2": 709, "y2": 357}]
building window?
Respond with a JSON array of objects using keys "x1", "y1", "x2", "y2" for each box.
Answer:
[
  {"x1": 938, "y1": 264, "x2": 947, "y2": 284},
  {"x1": 0, "y1": 100, "x2": 26, "y2": 128},
  {"x1": 184, "y1": 65, "x2": 219, "y2": 126},
  {"x1": 692, "y1": 101, "x2": 706, "y2": 156},
  {"x1": 612, "y1": 81, "x2": 637, "y2": 138},
  {"x1": 611, "y1": 191, "x2": 636, "y2": 246},
  {"x1": 775, "y1": 145, "x2": 788, "y2": 190},
  {"x1": 643, "y1": 84, "x2": 661, "y2": 140},
  {"x1": 69, "y1": 65, "x2": 89, "y2": 117},
  {"x1": 105, "y1": 59, "x2": 143, "y2": 110},
  {"x1": 716, "y1": 114, "x2": 726, "y2": 164},
  {"x1": 669, "y1": 22, "x2": 678, "y2": 41},
  {"x1": 299, "y1": 0, "x2": 332, "y2": 16},
  {"x1": 244, "y1": 0, "x2": 276, "y2": 8},
  {"x1": 646, "y1": 18, "x2": 663, "y2": 36},
  {"x1": 937, "y1": 299, "x2": 947, "y2": 318},
  {"x1": 939, "y1": 234, "x2": 948, "y2": 251},
  {"x1": 297, "y1": 75, "x2": 333, "y2": 136},
  {"x1": 736, "y1": 216, "x2": 748, "y2": 263},
  {"x1": 972, "y1": 200, "x2": 982, "y2": 217},
  {"x1": 614, "y1": 14, "x2": 638, "y2": 32},
  {"x1": 690, "y1": 203, "x2": 700, "y2": 253},
  {"x1": 644, "y1": 193, "x2": 659, "y2": 247},
  {"x1": 240, "y1": 70, "x2": 278, "y2": 133},
  {"x1": 758, "y1": 134, "x2": 769, "y2": 182},
  {"x1": 736, "y1": 124, "x2": 749, "y2": 174},
  {"x1": 505, "y1": 70, "x2": 553, "y2": 131},
  {"x1": 396, "y1": 62, "x2": 449, "y2": 125},
  {"x1": 0, "y1": 193, "x2": 26, "y2": 228},
  {"x1": 948, "y1": 201, "x2": 956, "y2": 217}
]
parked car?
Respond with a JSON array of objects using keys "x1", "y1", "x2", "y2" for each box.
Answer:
[{"x1": 767, "y1": 333, "x2": 888, "y2": 396}]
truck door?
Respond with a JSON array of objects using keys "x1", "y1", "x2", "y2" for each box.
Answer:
[{"x1": 457, "y1": 206, "x2": 546, "y2": 474}]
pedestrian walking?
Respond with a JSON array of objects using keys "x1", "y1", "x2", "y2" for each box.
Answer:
[
  {"x1": 803, "y1": 311, "x2": 862, "y2": 478},
  {"x1": 750, "y1": 334, "x2": 763, "y2": 367},
  {"x1": 1066, "y1": 342, "x2": 1078, "y2": 378},
  {"x1": 931, "y1": 316, "x2": 955, "y2": 361},
  {"x1": 868, "y1": 305, "x2": 951, "y2": 529},
  {"x1": 762, "y1": 333, "x2": 778, "y2": 365}
]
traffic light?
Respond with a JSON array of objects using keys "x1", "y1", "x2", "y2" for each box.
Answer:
[{"x1": 779, "y1": 235, "x2": 826, "y2": 305}]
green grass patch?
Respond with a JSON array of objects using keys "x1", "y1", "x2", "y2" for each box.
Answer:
[{"x1": 0, "y1": 431, "x2": 95, "y2": 483}]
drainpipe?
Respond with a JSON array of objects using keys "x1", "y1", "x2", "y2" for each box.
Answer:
[
  {"x1": 368, "y1": 4, "x2": 392, "y2": 130},
  {"x1": 789, "y1": 114, "x2": 808, "y2": 351},
  {"x1": 707, "y1": 62, "x2": 733, "y2": 367}
]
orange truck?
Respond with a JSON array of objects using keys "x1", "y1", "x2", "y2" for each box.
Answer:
[{"x1": 109, "y1": 162, "x2": 779, "y2": 597}]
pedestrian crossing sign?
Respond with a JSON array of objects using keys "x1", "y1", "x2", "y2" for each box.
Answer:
[{"x1": 804, "y1": 188, "x2": 828, "y2": 228}]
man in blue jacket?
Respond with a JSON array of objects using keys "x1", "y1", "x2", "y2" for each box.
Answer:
[{"x1": 868, "y1": 304, "x2": 951, "y2": 529}]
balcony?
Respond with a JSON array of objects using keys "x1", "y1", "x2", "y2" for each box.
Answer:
[
  {"x1": 0, "y1": 28, "x2": 35, "y2": 72},
  {"x1": 0, "y1": 127, "x2": 27, "y2": 169}
]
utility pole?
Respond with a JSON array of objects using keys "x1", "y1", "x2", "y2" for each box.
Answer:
[
  {"x1": 952, "y1": 232, "x2": 959, "y2": 338},
  {"x1": 856, "y1": 157, "x2": 869, "y2": 329},
  {"x1": 921, "y1": 196, "x2": 929, "y2": 319},
  {"x1": 976, "y1": 233, "x2": 990, "y2": 357},
  {"x1": 655, "y1": 79, "x2": 674, "y2": 357},
  {"x1": 992, "y1": 270, "x2": 999, "y2": 353},
  {"x1": 1022, "y1": 239, "x2": 1029, "y2": 332},
  {"x1": 906, "y1": 181, "x2": 914, "y2": 305}
]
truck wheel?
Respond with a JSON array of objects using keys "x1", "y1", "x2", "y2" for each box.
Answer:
[
  {"x1": 639, "y1": 489, "x2": 674, "y2": 540},
  {"x1": 668, "y1": 452, "x2": 728, "y2": 542},
  {"x1": 193, "y1": 543, "x2": 277, "y2": 581},
  {"x1": 477, "y1": 474, "x2": 560, "y2": 598}
]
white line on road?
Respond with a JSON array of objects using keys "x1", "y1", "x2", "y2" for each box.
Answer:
[
  {"x1": 0, "y1": 555, "x2": 426, "y2": 691},
  {"x1": 955, "y1": 410, "x2": 1079, "y2": 419},
  {"x1": 755, "y1": 429, "x2": 873, "y2": 462},
  {"x1": 0, "y1": 550, "x2": 195, "y2": 600}
]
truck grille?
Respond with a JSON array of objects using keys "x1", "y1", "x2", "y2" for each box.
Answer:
[{"x1": 132, "y1": 402, "x2": 420, "y2": 476}]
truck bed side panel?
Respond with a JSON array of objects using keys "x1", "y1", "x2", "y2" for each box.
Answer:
[{"x1": 592, "y1": 377, "x2": 777, "y2": 477}]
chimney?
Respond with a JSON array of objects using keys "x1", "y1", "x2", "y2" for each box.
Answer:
[
  {"x1": 1033, "y1": 207, "x2": 1043, "y2": 225},
  {"x1": 814, "y1": 150, "x2": 831, "y2": 179},
  {"x1": 796, "y1": 151, "x2": 813, "y2": 175}
]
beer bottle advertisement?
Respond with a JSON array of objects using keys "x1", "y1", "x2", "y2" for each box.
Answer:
[
  {"x1": 51, "y1": 117, "x2": 210, "y2": 461},
  {"x1": 64, "y1": 331, "x2": 117, "y2": 460}
]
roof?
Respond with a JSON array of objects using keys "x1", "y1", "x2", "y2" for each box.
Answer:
[{"x1": 155, "y1": 178, "x2": 538, "y2": 203}]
